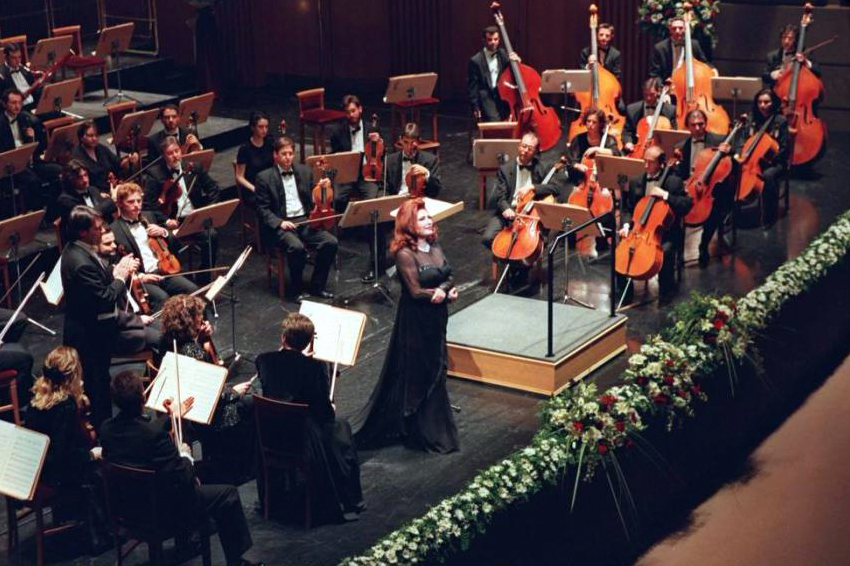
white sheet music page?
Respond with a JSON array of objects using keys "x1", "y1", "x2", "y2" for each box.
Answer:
[
  {"x1": 0, "y1": 420, "x2": 49, "y2": 501},
  {"x1": 39, "y1": 257, "x2": 63, "y2": 306},
  {"x1": 145, "y1": 351, "x2": 227, "y2": 425},
  {"x1": 299, "y1": 301, "x2": 366, "y2": 367}
]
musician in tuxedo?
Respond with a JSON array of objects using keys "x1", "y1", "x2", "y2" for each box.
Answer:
[
  {"x1": 55, "y1": 160, "x2": 115, "y2": 223},
  {"x1": 145, "y1": 103, "x2": 203, "y2": 163},
  {"x1": 1, "y1": 88, "x2": 62, "y2": 215},
  {"x1": 762, "y1": 23, "x2": 822, "y2": 87},
  {"x1": 676, "y1": 109, "x2": 735, "y2": 269},
  {"x1": 579, "y1": 22, "x2": 622, "y2": 80},
  {"x1": 61, "y1": 205, "x2": 138, "y2": 428},
  {"x1": 100, "y1": 371, "x2": 262, "y2": 566},
  {"x1": 110, "y1": 182, "x2": 197, "y2": 311},
  {"x1": 255, "y1": 136, "x2": 338, "y2": 303},
  {"x1": 71, "y1": 121, "x2": 138, "y2": 194},
  {"x1": 142, "y1": 136, "x2": 220, "y2": 281},
  {"x1": 328, "y1": 94, "x2": 381, "y2": 213},
  {"x1": 468, "y1": 26, "x2": 511, "y2": 122},
  {"x1": 617, "y1": 145, "x2": 692, "y2": 303},
  {"x1": 0, "y1": 44, "x2": 40, "y2": 110},
  {"x1": 649, "y1": 16, "x2": 712, "y2": 80},
  {"x1": 0, "y1": 307, "x2": 34, "y2": 407},
  {"x1": 622, "y1": 78, "x2": 678, "y2": 154}
]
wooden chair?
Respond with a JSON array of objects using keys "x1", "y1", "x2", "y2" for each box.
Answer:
[
  {"x1": 109, "y1": 350, "x2": 156, "y2": 381},
  {"x1": 6, "y1": 484, "x2": 84, "y2": 566},
  {"x1": 106, "y1": 101, "x2": 138, "y2": 153},
  {"x1": 0, "y1": 35, "x2": 28, "y2": 65},
  {"x1": 0, "y1": 369, "x2": 21, "y2": 425},
  {"x1": 295, "y1": 88, "x2": 346, "y2": 163},
  {"x1": 266, "y1": 246, "x2": 287, "y2": 298},
  {"x1": 101, "y1": 461, "x2": 212, "y2": 566},
  {"x1": 253, "y1": 395, "x2": 313, "y2": 526},
  {"x1": 53, "y1": 25, "x2": 109, "y2": 101}
]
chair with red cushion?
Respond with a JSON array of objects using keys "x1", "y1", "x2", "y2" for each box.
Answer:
[
  {"x1": 52, "y1": 25, "x2": 109, "y2": 101},
  {"x1": 295, "y1": 88, "x2": 346, "y2": 164}
]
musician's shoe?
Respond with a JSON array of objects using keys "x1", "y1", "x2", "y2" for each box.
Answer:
[
  {"x1": 293, "y1": 292, "x2": 310, "y2": 304},
  {"x1": 360, "y1": 270, "x2": 376, "y2": 283},
  {"x1": 698, "y1": 247, "x2": 710, "y2": 269},
  {"x1": 312, "y1": 290, "x2": 334, "y2": 300}
]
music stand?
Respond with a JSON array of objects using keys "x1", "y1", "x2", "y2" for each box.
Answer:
[
  {"x1": 339, "y1": 195, "x2": 409, "y2": 305},
  {"x1": 652, "y1": 128, "x2": 690, "y2": 158},
  {"x1": 182, "y1": 149, "x2": 215, "y2": 173},
  {"x1": 473, "y1": 139, "x2": 519, "y2": 210},
  {"x1": 306, "y1": 151, "x2": 361, "y2": 184},
  {"x1": 95, "y1": 23, "x2": 137, "y2": 105},
  {"x1": 595, "y1": 155, "x2": 644, "y2": 191},
  {"x1": 0, "y1": 143, "x2": 38, "y2": 217},
  {"x1": 0, "y1": 210, "x2": 46, "y2": 305},
  {"x1": 29, "y1": 36, "x2": 74, "y2": 71},
  {"x1": 711, "y1": 76, "x2": 761, "y2": 120},
  {"x1": 112, "y1": 108, "x2": 159, "y2": 154},
  {"x1": 383, "y1": 73, "x2": 438, "y2": 104},
  {"x1": 541, "y1": 69, "x2": 591, "y2": 126},
  {"x1": 478, "y1": 121, "x2": 519, "y2": 139},
  {"x1": 34, "y1": 77, "x2": 81, "y2": 116},
  {"x1": 534, "y1": 201, "x2": 595, "y2": 308},
  {"x1": 178, "y1": 92, "x2": 215, "y2": 138},
  {"x1": 174, "y1": 198, "x2": 239, "y2": 274},
  {"x1": 45, "y1": 120, "x2": 81, "y2": 164}
]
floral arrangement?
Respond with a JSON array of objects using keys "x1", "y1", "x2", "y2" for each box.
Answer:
[
  {"x1": 341, "y1": 210, "x2": 850, "y2": 566},
  {"x1": 637, "y1": 0, "x2": 721, "y2": 47}
]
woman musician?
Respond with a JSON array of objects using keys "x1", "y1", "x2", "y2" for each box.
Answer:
[{"x1": 71, "y1": 121, "x2": 139, "y2": 194}]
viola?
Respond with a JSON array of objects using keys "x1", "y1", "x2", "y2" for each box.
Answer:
[
  {"x1": 142, "y1": 218, "x2": 181, "y2": 274},
  {"x1": 671, "y1": 2, "x2": 730, "y2": 135},
  {"x1": 735, "y1": 115, "x2": 779, "y2": 202},
  {"x1": 404, "y1": 164, "x2": 427, "y2": 198},
  {"x1": 569, "y1": 4, "x2": 626, "y2": 146},
  {"x1": 158, "y1": 162, "x2": 195, "y2": 217},
  {"x1": 491, "y1": 2, "x2": 561, "y2": 152},
  {"x1": 630, "y1": 81, "x2": 674, "y2": 159},
  {"x1": 361, "y1": 114, "x2": 384, "y2": 182},
  {"x1": 615, "y1": 156, "x2": 679, "y2": 281},
  {"x1": 130, "y1": 274, "x2": 152, "y2": 314},
  {"x1": 773, "y1": 3, "x2": 826, "y2": 166},
  {"x1": 308, "y1": 158, "x2": 337, "y2": 231},
  {"x1": 683, "y1": 117, "x2": 744, "y2": 226},
  {"x1": 181, "y1": 110, "x2": 202, "y2": 154}
]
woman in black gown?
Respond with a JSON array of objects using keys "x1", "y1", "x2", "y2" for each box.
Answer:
[{"x1": 354, "y1": 198, "x2": 460, "y2": 453}]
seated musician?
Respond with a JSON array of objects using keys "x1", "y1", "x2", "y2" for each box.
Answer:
[
  {"x1": 255, "y1": 136, "x2": 338, "y2": 303},
  {"x1": 145, "y1": 103, "x2": 203, "y2": 163},
  {"x1": 580, "y1": 22, "x2": 622, "y2": 80},
  {"x1": 234, "y1": 110, "x2": 275, "y2": 208},
  {"x1": 676, "y1": 108, "x2": 735, "y2": 268},
  {"x1": 100, "y1": 371, "x2": 263, "y2": 566},
  {"x1": 622, "y1": 78, "x2": 678, "y2": 155},
  {"x1": 618, "y1": 145, "x2": 692, "y2": 303},
  {"x1": 55, "y1": 159, "x2": 116, "y2": 223},
  {"x1": 142, "y1": 136, "x2": 220, "y2": 280},
  {"x1": 1, "y1": 87, "x2": 62, "y2": 216},
  {"x1": 468, "y1": 25, "x2": 512, "y2": 122},
  {"x1": 743, "y1": 88, "x2": 790, "y2": 228},
  {"x1": 237, "y1": 312, "x2": 364, "y2": 522},
  {"x1": 649, "y1": 16, "x2": 713, "y2": 80},
  {"x1": 328, "y1": 94, "x2": 382, "y2": 213},
  {"x1": 763, "y1": 24, "x2": 822, "y2": 87},
  {"x1": 0, "y1": 44, "x2": 41, "y2": 111},
  {"x1": 72, "y1": 120, "x2": 139, "y2": 194},
  {"x1": 110, "y1": 182, "x2": 198, "y2": 310},
  {"x1": 568, "y1": 107, "x2": 621, "y2": 164}
]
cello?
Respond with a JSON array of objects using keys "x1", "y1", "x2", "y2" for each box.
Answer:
[
  {"x1": 568, "y1": 125, "x2": 615, "y2": 256},
  {"x1": 773, "y1": 3, "x2": 826, "y2": 166},
  {"x1": 735, "y1": 115, "x2": 779, "y2": 202},
  {"x1": 683, "y1": 116, "x2": 744, "y2": 226},
  {"x1": 490, "y1": 2, "x2": 561, "y2": 151},
  {"x1": 615, "y1": 154, "x2": 680, "y2": 281},
  {"x1": 569, "y1": 4, "x2": 626, "y2": 146},
  {"x1": 361, "y1": 114, "x2": 384, "y2": 182},
  {"x1": 308, "y1": 158, "x2": 337, "y2": 231},
  {"x1": 671, "y1": 2, "x2": 729, "y2": 135},
  {"x1": 630, "y1": 81, "x2": 673, "y2": 159}
]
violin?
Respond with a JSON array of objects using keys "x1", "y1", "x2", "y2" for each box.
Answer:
[
  {"x1": 491, "y1": 2, "x2": 561, "y2": 152},
  {"x1": 671, "y1": 2, "x2": 730, "y2": 135},
  {"x1": 200, "y1": 322, "x2": 223, "y2": 366},
  {"x1": 684, "y1": 116, "x2": 745, "y2": 226},
  {"x1": 569, "y1": 4, "x2": 626, "y2": 146},
  {"x1": 130, "y1": 274, "x2": 152, "y2": 314},
  {"x1": 158, "y1": 162, "x2": 195, "y2": 217},
  {"x1": 630, "y1": 81, "x2": 674, "y2": 159},
  {"x1": 181, "y1": 110, "x2": 202, "y2": 154},
  {"x1": 362, "y1": 114, "x2": 384, "y2": 182},
  {"x1": 404, "y1": 164, "x2": 427, "y2": 198},
  {"x1": 139, "y1": 218, "x2": 181, "y2": 274},
  {"x1": 308, "y1": 158, "x2": 337, "y2": 231},
  {"x1": 735, "y1": 115, "x2": 779, "y2": 202},
  {"x1": 615, "y1": 154, "x2": 680, "y2": 281},
  {"x1": 773, "y1": 3, "x2": 826, "y2": 166}
]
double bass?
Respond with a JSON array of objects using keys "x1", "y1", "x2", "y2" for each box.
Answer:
[
  {"x1": 773, "y1": 3, "x2": 826, "y2": 166},
  {"x1": 684, "y1": 117, "x2": 744, "y2": 226},
  {"x1": 629, "y1": 82, "x2": 673, "y2": 159},
  {"x1": 671, "y1": 2, "x2": 729, "y2": 135},
  {"x1": 569, "y1": 4, "x2": 626, "y2": 145},
  {"x1": 735, "y1": 115, "x2": 779, "y2": 202},
  {"x1": 491, "y1": 2, "x2": 561, "y2": 151},
  {"x1": 615, "y1": 154, "x2": 680, "y2": 281}
]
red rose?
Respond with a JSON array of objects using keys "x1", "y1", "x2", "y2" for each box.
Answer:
[
  {"x1": 713, "y1": 318, "x2": 725, "y2": 330},
  {"x1": 637, "y1": 377, "x2": 647, "y2": 386},
  {"x1": 663, "y1": 375, "x2": 674, "y2": 385},
  {"x1": 654, "y1": 394, "x2": 669, "y2": 405},
  {"x1": 599, "y1": 395, "x2": 617, "y2": 407},
  {"x1": 677, "y1": 390, "x2": 688, "y2": 399},
  {"x1": 597, "y1": 444, "x2": 608, "y2": 455},
  {"x1": 573, "y1": 422, "x2": 584, "y2": 432},
  {"x1": 665, "y1": 359, "x2": 675, "y2": 367},
  {"x1": 616, "y1": 422, "x2": 625, "y2": 432}
]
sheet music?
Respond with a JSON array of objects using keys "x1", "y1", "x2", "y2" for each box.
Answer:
[
  {"x1": 390, "y1": 197, "x2": 463, "y2": 223},
  {"x1": 0, "y1": 421, "x2": 49, "y2": 501},
  {"x1": 205, "y1": 246, "x2": 252, "y2": 302},
  {"x1": 145, "y1": 352, "x2": 227, "y2": 425},
  {"x1": 299, "y1": 301, "x2": 366, "y2": 367},
  {"x1": 39, "y1": 257, "x2": 63, "y2": 306}
]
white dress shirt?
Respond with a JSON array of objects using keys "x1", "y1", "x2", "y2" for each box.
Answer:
[
  {"x1": 171, "y1": 165, "x2": 194, "y2": 218},
  {"x1": 511, "y1": 159, "x2": 533, "y2": 207},
  {"x1": 486, "y1": 49, "x2": 500, "y2": 89},
  {"x1": 278, "y1": 165, "x2": 305, "y2": 218},
  {"x1": 5, "y1": 112, "x2": 22, "y2": 148},
  {"x1": 8, "y1": 68, "x2": 33, "y2": 105},
  {"x1": 125, "y1": 218, "x2": 159, "y2": 273}
]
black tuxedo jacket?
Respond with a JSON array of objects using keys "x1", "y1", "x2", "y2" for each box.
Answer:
[
  {"x1": 142, "y1": 160, "x2": 220, "y2": 224},
  {"x1": 579, "y1": 45, "x2": 622, "y2": 80},
  {"x1": 675, "y1": 132, "x2": 726, "y2": 179},
  {"x1": 384, "y1": 150, "x2": 441, "y2": 197},
  {"x1": 492, "y1": 157, "x2": 560, "y2": 214},
  {"x1": 0, "y1": 64, "x2": 40, "y2": 105},
  {"x1": 55, "y1": 186, "x2": 112, "y2": 222},
  {"x1": 0, "y1": 110, "x2": 47, "y2": 159},
  {"x1": 762, "y1": 48, "x2": 822, "y2": 86},
  {"x1": 145, "y1": 126, "x2": 190, "y2": 162},
  {"x1": 328, "y1": 120, "x2": 381, "y2": 154},
  {"x1": 110, "y1": 213, "x2": 181, "y2": 274},
  {"x1": 467, "y1": 48, "x2": 509, "y2": 113},
  {"x1": 621, "y1": 100, "x2": 678, "y2": 145},
  {"x1": 71, "y1": 143, "x2": 122, "y2": 193},
  {"x1": 255, "y1": 349, "x2": 334, "y2": 426},
  {"x1": 649, "y1": 38, "x2": 709, "y2": 80},
  {"x1": 255, "y1": 163, "x2": 314, "y2": 235},
  {"x1": 623, "y1": 171, "x2": 691, "y2": 228}
]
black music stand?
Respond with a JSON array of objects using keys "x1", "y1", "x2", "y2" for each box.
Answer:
[
  {"x1": 712, "y1": 76, "x2": 761, "y2": 122},
  {"x1": 0, "y1": 210, "x2": 46, "y2": 305},
  {"x1": 339, "y1": 195, "x2": 408, "y2": 305},
  {"x1": 540, "y1": 69, "x2": 591, "y2": 130},
  {"x1": 34, "y1": 77, "x2": 81, "y2": 117},
  {"x1": 0, "y1": 143, "x2": 38, "y2": 217},
  {"x1": 535, "y1": 201, "x2": 596, "y2": 309},
  {"x1": 174, "y1": 198, "x2": 240, "y2": 281},
  {"x1": 96, "y1": 23, "x2": 137, "y2": 105},
  {"x1": 204, "y1": 245, "x2": 253, "y2": 365}
]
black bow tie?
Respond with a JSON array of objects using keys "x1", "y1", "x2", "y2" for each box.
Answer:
[
  {"x1": 350, "y1": 126, "x2": 360, "y2": 135},
  {"x1": 402, "y1": 156, "x2": 414, "y2": 164},
  {"x1": 9, "y1": 68, "x2": 21, "y2": 75},
  {"x1": 519, "y1": 164, "x2": 533, "y2": 171},
  {"x1": 280, "y1": 169, "x2": 294, "y2": 178},
  {"x1": 645, "y1": 105, "x2": 656, "y2": 112},
  {"x1": 170, "y1": 169, "x2": 181, "y2": 177},
  {"x1": 125, "y1": 218, "x2": 141, "y2": 225}
]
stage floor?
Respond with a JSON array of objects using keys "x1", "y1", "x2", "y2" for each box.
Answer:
[{"x1": 1, "y1": 82, "x2": 849, "y2": 566}]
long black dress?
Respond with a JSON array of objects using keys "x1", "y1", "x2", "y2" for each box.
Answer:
[{"x1": 354, "y1": 243, "x2": 459, "y2": 453}]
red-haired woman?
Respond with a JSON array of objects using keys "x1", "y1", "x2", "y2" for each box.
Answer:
[{"x1": 354, "y1": 198, "x2": 459, "y2": 453}]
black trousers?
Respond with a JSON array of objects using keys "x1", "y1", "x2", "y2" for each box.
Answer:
[
  {"x1": 269, "y1": 221, "x2": 338, "y2": 296},
  {"x1": 0, "y1": 309, "x2": 32, "y2": 402},
  {"x1": 700, "y1": 181, "x2": 735, "y2": 252},
  {"x1": 478, "y1": 91, "x2": 510, "y2": 122},
  {"x1": 616, "y1": 236, "x2": 680, "y2": 300},
  {"x1": 194, "y1": 483, "x2": 252, "y2": 564},
  {"x1": 0, "y1": 165, "x2": 60, "y2": 217},
  {"x1": 144, "y1": 274, "x2": 198, "y2": 312},
  {"x1": 67, "y1": 319, "x2": 118, "y2": 429},
  {"x1": 760, "y1": 164, "x2": 784, "y2": 224},
  {"x1": 181, "y1": 227, "x2": 219, "y2": 284}
]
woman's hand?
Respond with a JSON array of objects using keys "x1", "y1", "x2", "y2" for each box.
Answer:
[
  {"x1": 447, "y1": 287, "x2": 459, "y2": 302},
  {"x1": 431, "y1": 288, "x2": 447, "y2": 303}
]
